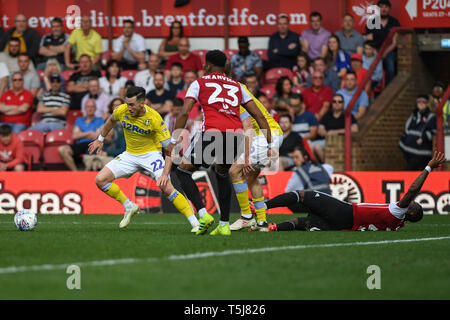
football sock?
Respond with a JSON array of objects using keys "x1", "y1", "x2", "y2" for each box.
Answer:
[
  {"x1": 232, "y1": 180, "x2": 252, "y2": 217},
  {"x1": 276, "y1": 221, "x2": 296, "y2": 231},
  {"x1": 241, "y1": 213, "x2": 253, "y2": 219},
  {"x1": 198, "y1": 208, "x2": 207, "y2": 218},
  {"x1": 265, "y1": 191, "x2": 299, "y2": 209},
  {"x1": 253, "y1": 196, "x2": 266, "y2": 223},
  {"x1": 101, "y1": 182, "x2": 128, "y2": 206},
  {"x1": 215, "y1": 167, "x2": 232, "y2": 223},
  {"x1": 176, "y1": 167, "x2": 205, "y2": 213},
  {"x1": 219, "y1": 221, "x2": 229, "y2": 227},
  {"x1": 168, "y1": 189, "x2": 198, "y2": 226}
]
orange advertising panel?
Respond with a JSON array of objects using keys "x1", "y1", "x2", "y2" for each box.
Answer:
[{"x1": 1, "y1": 171, "x2": 449, "y2": 215}]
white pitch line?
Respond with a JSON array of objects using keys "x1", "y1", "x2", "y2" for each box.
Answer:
[
  {"x1": 0, "y1": 235, "x2": 449, "y2": 275},
  {"x1": 0, "y1": 221, "x2": 185, "y2": 225}
]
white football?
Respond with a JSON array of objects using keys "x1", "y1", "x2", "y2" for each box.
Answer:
[{"x1": 14, "y1": 209, "x2": 38, "y2": 231}]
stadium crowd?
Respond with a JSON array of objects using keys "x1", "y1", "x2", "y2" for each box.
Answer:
[{"x1": 0, "y1": 0, "x2": 444, "y2": 173}]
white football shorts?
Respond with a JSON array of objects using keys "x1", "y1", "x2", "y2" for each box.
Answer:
[
  {"x1": 105, "y1": 151, "x2": 165, "y2": 180},
  {"x1": 240, "y1": 132, "x2": 283, "y2": 169}
]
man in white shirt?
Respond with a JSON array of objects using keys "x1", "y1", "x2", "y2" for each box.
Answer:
[
  {"x1": 134, "y1": 53, "x2": 168, "y2": 94},
  {"x1": 81, "y1": 78, "x2": 110, "y2": 119},
  {"x1": 112, "y1": 19, "x2": 146, "y2": 70}
]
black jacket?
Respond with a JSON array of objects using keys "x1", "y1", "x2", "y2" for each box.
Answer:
[
  {"x1": 399, "y1": 107, "x2": 436, "y2": 157},
  {"x1": 0, "y1": 27, "x2": 41, "y2": 62}
]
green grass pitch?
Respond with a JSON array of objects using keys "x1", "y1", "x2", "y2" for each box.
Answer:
[{"x1": 0, "y1": 213, "x2": 449, "y2": 300}]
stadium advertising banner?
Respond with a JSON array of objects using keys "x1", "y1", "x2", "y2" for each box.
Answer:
[{"x1": 0, "y1": 171, "x2": 449, "y2": 215}]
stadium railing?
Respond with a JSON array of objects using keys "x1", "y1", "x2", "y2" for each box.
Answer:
[
  {"x1": 435, "y1": 84, "x2": 450, "y2": 171},
  {"x1": 344, "y1": 27, "x2": 414, "y2": 171}
]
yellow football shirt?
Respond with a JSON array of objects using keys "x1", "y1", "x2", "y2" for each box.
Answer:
[
  {"x1": 113, "y1": 104, "x2": 171, "y2": 154},
  {"x1": 240, "y1": 85, "x2": 282, "y2": 136},
  {"x1": 68, "y1": 28, "x2": 103, "y2": 61}
]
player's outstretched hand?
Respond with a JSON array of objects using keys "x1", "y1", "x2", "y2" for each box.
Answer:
[
  {"x1": 88, "y1": 140, "x2": 104, "y2": 155},
  {"x1": 428, "y1": 151, "x2": 446, "y2": 169},
  {"x1": 157, "y1": 174, "x2": 169, "y2": 189}
]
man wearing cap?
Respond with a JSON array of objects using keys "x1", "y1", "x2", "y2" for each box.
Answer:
[
  {"x1": 29, "y1": 74, "x2": 70, "y2": 132},
  {"x1": 229, "y1": 37, "x2": 263, "y2": 82},
  {"x1": 342, "y1": 53, "x2": 371, "y2": 95}
]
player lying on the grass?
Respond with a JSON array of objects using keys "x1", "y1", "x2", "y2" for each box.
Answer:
[
  {"x1": 88, "y1": 86, "x2": 200, "y2": 231},
  {"x1": 265, "y1": 151, "x2": 446, "y2": 232},
  {"x1": 228, "y1": 88, "x2": 284, "y2": 232},
  {"x1": 166, "y1": 50, "x2": 273, "y2": 236}
]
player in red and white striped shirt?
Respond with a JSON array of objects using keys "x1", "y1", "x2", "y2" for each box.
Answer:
[{"x1": 265, "y1": 151, "x2": 446, "y2": 232}]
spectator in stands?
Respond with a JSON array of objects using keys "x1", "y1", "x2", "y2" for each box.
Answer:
[
  {"x1": 302, "y1": 71, "x2": 333, "y2": 121},
  {"x1": 65, "y1": 15, "x2": 102, "y2": 71},
  {"x1": 284, "y1": 146, "x2": 333, "y2": 195},
  {"x1": 244, "y1": 74, "x2": 265, "y2": 99},
  {"x1": 272, "y1": 76, "x2": 294, "y2": 113},
  {"x1": 362, "y1": 41, "x2": 383, "y2": 90},
  {"x1": 306, "y1": 57, "x2": 340, "y2": 94},
  {"x1": 106, "y1": 97, "x2": 125, "y2": 151},
  {"x1": 37, "y1": 17, "x2": 68, "y2": 70},
  {"x1": 399, "y1": 94, "x2": 436, "y2": 171},
  {"x1": 267, "y1": 15, "x2": 301, "y2": 70},
  {"x1": 81, "y1": 78, "x2": 110, "y2": 119},
  {"x1": 175, "y1": 70, "x2": 200, "y2": 120},
  {"x1": 0, "y1": 38, "x2": 35, "y2": 74},
  {"x1": 0, "y1": 62, "x2": 9, "y2": 97},
  {"x1": 158, "y1": 21, "x2": 184, "y2": 65},
  {"x1": 278, "y1": 114, "x2": 313, "y2": 171},
  {"x1": 145, "y1": 71, "x2": 173, "y2": 117},
  {"x1": 167, "y1": 62, "x2": 185, "y2": 99},
  {"x1": 335, "y1": 14, "x2": 364, "y2": 56},
  {"x1": 301, "y1": 12, "x2": 331, "y2": 60},
  {"x1": 313, "y1": 93, "x2": 358, "y2": 163},
  {"x1": 337, "y1": 71, "x2": 369, "y2": 120},
  {"x1": 17, "y1": 53, "x2": 40, "y2": 99},
  {"x1": 134, "y1": 53, "x2": 164, "y2": 94},
  {"x1": 0, "y1": 72, "x2": 33, "y2": 133},
  {"x1": 290, "y1": 93, "x2": 318, "y2": 141},
  {"x1": 164, "y1": 97, "x2": 183, "y2": 133},
  {"x1": 292, "y1": 53, "x2": 313, "y2": 88},
  {"x1": 112, "y1": 19, "x2": 147, "y2": 70},
  {"x1": 40, "y1": 58, "x2": 65, "y2": 94},
  {"x1": 429, "y1": 81, "x2": 446, "y2": 112},
  {"x1": 0, "y1": 14, "x2": 41, "y2": 64},
  {"x1": 326, "y1": 35, "x2": 351, "y2": 78},
  {"x1": 365, "y1": 0, "x2": 400, "y2": 85},
  {"x1": 343, "y1": 53, "x2": 371, "y2": 95},
  {"x1": 165, "y1": 38, "x2": 203, "y2": 78},
  {"x1": 230, "y1": 36, "x2": 263, "y2": 82},
  {"x1": 29, "y1": 74, "x2": 69, "y2": 132},
  {"x1": 66, "y1": 54, "x2": 102, "y2": 110},
  {"x1": 58, "y1": 99, "x2": 104, "y2": 171},
  {"x1": 0, "y1": 124, "x2": 24, "y2": 171},
  {"x1": 99, "y1": 60, "x2": 127, "y2": 100}
]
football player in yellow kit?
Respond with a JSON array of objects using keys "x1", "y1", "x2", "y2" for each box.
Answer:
[
  {"x1": 88, "y1": 86, "x2": 199, "y2": 231},
  {"x1": 229, "y1": 85, "x2": 283, "y2": 232}
]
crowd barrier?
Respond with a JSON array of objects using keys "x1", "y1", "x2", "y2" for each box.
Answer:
[{"x1": 1, "y1": 170, "x2": 449, "y2": 215}]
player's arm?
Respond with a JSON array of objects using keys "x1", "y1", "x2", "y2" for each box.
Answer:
[
  {"x1": 88, "y1": 114, "x2": 117, "y2": 155},
  {"x1": 398, "y1": 151, "x2": 446, "y2": 208}
]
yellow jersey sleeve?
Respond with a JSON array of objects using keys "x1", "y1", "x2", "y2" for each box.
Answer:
[{"x1": 151, "y1": 111, "x2": 171, "y2": 145}]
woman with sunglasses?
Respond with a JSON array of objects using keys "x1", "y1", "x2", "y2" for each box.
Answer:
[
  {"x1": 399, "y1": 94, "x2": 437, "y2": 170},
  {"x1": 158, "y1": 21, "x2": 184, "y2": 64}
]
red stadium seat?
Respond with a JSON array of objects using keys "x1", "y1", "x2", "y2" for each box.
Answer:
[
  {"x1": 264, "y1": 67, "x2": 294, "y2": 85},
  {"x1": 191, "y1": 49, "x2": 208, "y2": 66},
  {"x1": 100, "y1": 69, "x2": 106, "y2": 77},
  {"x1": 260, "y1": 85, "x2": 276, "y2": 100},
  {"x1": 43, "y1": 129, "x2": 73, "y2": 165},
  {"x1": 31, "y1": 112, "x2": 42, "y2": 126},
  {"x1": 37, "y1": 70, "x2": 45, "y2": 81},
  {"x1": 66, "y1": 110, "x2": 84, "y2": 132},
  {"x1": 224, "y1": 49, "x2": 238, "y2": 59},
  {"x1": 61, "y1": 70, "x2": 76, "y2": 82},
  {"x1": 17, "y1": 130, "x2": 45, "y2": 167},
  {"x1": 120, "y1": 70, "x2": 138, "y2": 81},
  {"x1": 101, "y1": 50, "x2": 113, "y2": 64},
  {"x1": 254, "y1": 49, "x2": 268, "y2": 61},
  {"x1": 291, "y1": 87, "x2": 304, "y2": 95}
]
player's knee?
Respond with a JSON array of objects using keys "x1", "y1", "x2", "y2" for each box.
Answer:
[{"x1": 95, "y1": 173, "x2": 110, "y2": 189}]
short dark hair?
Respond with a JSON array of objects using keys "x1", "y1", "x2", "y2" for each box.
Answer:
[
  {"x1": 51, "y1": 17, "x2": 63, "y2": 25},
  {"x1": 9, "y1": 37, "x2": 20, "y2": 44},
  {"x1": 79, "y1": 54, "x2": 92, "y2": 61},
  {"x1": 406, "y1": 202, "x2": 423, "y2": 223},
  {"x1": 0, "y1": 124, "x2": 12, "y2": 136},
  {"x1": 364, "y1": 40, "x2": 376, "y2": 48},
  {"x1": 313, "y1": 57, "x2": 326, "y2": 65},
  {"x1": 205, "y1": 50, "x2": 227, "y2": 68},
  {"x1": 310, "y1": 11, "x2": 322, "y2": 20},
  {"x1": 126, "y1": 86, "x2": 146, "y2": 101},
  {"x1": 171, "y1": 62, "x2": 183, "y2": 70},
  {"x1": 290, "y1": 92, "x2": 303, "y2": 102},
  {"x1": 18, "y1": 53, "x2": 30, "y2": 59},
  {"x1": 279, "y1": 114, "x2": 293, "y2": 123},
  {"x1": 293, "y1": 146, "x2": 311, "y2": 162},
  {"x1": 377, "y1": 0, "x2": 391, "y2": 7},
  {"x1": 417, "y1": 94, "x2": 429, "y2": 101},
  {"x1": 345, "y1": 71, "x2": 357, "y2": 79},
  {"x1": 333, "y1": 93, "x2": 345, "y2": 101},
  {"x1": 343, "y1": 14, "x2": 354, "y2": 20},
  {"x1": 278, "y1": 14, "x2": 289, "y2": 23},
  {"x1": 173, "y1": 97, "x2": 184, "y2": 107},
  {"x1": 123, "y1": 19, "x2": 134, "y2": 27}
]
